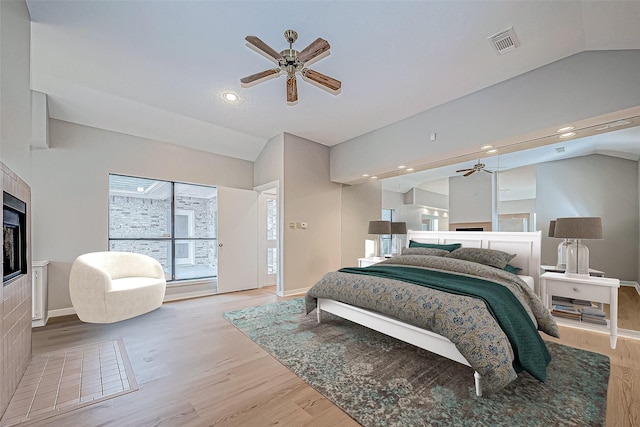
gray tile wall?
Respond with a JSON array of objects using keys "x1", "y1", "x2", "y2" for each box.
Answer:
[{"x1": 1, "y1": 162, "x2": 32, "y2": 418}]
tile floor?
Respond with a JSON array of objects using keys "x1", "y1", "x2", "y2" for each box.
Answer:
[{"x1": 0, "y1": 339, "x2": 138, "y2": 426}]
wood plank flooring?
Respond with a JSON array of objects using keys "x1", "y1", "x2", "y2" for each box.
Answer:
[
  {"x1": 13, "y1": 289, "x2": 640, "y2": 426},
  {"x1": 605, "y1": 285, "x2": 640, "y2": 331}
]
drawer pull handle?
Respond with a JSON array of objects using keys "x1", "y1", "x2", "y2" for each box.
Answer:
[{"x1": 573, "y1": 287, "x2": 579, "y2": 292}]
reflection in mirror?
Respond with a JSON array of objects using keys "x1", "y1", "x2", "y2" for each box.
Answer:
[{"x1": 381, "y1": 123, "x2": 640, "y2": 332}]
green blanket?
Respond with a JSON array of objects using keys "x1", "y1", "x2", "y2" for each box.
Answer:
[{"x1": 339, "y1": 265, "x2": 551, "y2": 382}]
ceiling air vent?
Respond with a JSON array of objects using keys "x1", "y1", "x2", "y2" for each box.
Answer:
[{"x1": 488, "y1": 27, "x2": 520, "y2": 55}]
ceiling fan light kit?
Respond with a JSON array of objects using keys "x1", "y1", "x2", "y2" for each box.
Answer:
[{"x1": 240, "y1": 29, "x2": 341, "y2": 105}]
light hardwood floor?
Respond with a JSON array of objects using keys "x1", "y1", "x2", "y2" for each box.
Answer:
[
  {"x1": 605, "y1": 285, "x2": 640, "y2": 331},
  {"x1": 15, "y1": 289, "x2": 640, "y2": 426}
]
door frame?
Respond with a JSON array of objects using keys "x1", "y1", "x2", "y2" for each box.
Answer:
[{"x1": 254, "y1": 180, "x2": 283, "y2": 296}]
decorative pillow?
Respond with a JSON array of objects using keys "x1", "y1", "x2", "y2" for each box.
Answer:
[
  {"x1": 401, "y1": 247, "x2": 450, "y2": 257},
  {"x1": 504, "y1": 264, "x2": 522, "y2": 275},
  {"x1": 445, "y1": 247, "x2": 516, "y2": 269},
  {"x1": 408, "y1": 240, "x2": 462, "y2": 252}
]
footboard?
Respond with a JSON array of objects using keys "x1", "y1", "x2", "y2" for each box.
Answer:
[{"x1": 316, "y1": 298, "x2": 483, "y2": 396}]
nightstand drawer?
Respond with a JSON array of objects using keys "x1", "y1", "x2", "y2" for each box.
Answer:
[{"x1": 547, "y1": 280, "x2": 611, "y2": 303}]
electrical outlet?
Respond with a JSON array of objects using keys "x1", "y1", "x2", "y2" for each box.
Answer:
[{"x1": 430, "y1": 132, "x2": 437, "y2": 141}]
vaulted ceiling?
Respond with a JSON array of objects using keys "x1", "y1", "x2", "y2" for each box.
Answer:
[{"x1": 26, "y1": 1, "x2": 640, "y2": 162}]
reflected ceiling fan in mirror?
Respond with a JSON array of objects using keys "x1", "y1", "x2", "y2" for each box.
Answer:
[
  {"x1": 240, "y1": 29, "x2": 341, "y2": 105},
  {"x1": 456, "y1": 161, "x2": 494, "y2": 177}
]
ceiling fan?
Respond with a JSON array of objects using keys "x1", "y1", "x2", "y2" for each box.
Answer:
[
  {"x1": 240, "y1": 29, "x2": 341, "y2": 105},
  {"x1": 456, "y1": 161, "x2": 494, "y2": 177}
]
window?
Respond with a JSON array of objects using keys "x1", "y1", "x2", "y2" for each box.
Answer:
[
  {"x1": 266, "y1": 198, "x2": 277, "y2": 274},
  {"x1": 108, "y1": 174, "x2": 217, "y2": 282}
]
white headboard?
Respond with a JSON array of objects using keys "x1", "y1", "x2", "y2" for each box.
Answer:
[{"x1": 406, "y1": 230, "x2": 542, "y2": 294}]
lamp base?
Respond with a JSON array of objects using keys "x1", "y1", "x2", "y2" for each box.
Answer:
[
  {"x1": 565, "y1": 240, "x2": 589, "y2": 275},
  {"x1": 556, "y1": 239, "x2": 573, "y2": 270}
]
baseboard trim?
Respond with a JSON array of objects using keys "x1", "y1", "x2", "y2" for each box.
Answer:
[
  {"x1": 48, "y1": 307, "x2": 76, "y2": 318},
  {"x1": 46, "y1": 290, "x2": 217, "y2": 320},
  {"x1": 283, "y1": 287, "x2": 311, "y2": 297},
  {"x1": 620, "y1": 280, "x2": 640, "y2": 297},
  {"x1": 163, "y1": 289, "x2": 216, "y2": 302}
]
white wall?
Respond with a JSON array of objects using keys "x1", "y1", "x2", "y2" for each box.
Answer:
[
  {"x1": 254, "y1": 133, "x2": 284, "y2": 187},
  {"x1": 282, "y1": 133, "x2": 342, "y2": 294},
  {"x1": 382, "y1": 190, "x2": 422, "y2": 231},
  {"x1": 31, "y1": 120, "x2": 255, "y2": 311},
  {"x1": 0, "y1": 0, "x2": 31, "y2": 182},
  {"x1": 331, "y1": 50, "x2": 640, "y2": 184},
  {"x1": 448, "y1": 173, "x2": 494, "y2": 225},
  {"x1": 499, "y1": 198, "x2": 536, "y2": 215},
  {"x1": 341, "y1": 181, "x2": 382, "y2": 267},
  {"x1": 537, "y1": 154, "x2": 638, "y2": 281}
]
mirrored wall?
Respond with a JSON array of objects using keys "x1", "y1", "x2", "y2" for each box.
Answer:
[{"x1": 381, "y1": 122, "x2": 640, "y2": 330}]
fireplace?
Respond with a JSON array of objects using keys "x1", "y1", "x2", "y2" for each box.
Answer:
[{"x1": 3, "y1": 191, "x2": 27, "y2": 284}]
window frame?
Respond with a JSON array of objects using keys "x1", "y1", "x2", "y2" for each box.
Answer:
[{"x1": 108, "y1": 174, "x2": 217, "y2": 282}]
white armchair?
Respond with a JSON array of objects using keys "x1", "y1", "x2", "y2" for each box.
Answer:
[{"x1": 69, "y1": 251, "x2": 167, "y2": 323}]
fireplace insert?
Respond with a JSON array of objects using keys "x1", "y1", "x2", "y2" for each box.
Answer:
[{"x1": 3, "y1": 191, "x2": 27, "y2": 284}]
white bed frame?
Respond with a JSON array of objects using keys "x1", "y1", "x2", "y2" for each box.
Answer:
[{"x1": 316, "y1": 230, "x2": 542, "y2": 397}]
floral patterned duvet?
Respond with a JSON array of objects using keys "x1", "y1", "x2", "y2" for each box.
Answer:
[{"x1": 305, "y1": 254, "x2": 559, "y2": 393}]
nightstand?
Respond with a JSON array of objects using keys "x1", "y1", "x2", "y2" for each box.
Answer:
[
  {"x1": 540, "y1": 265, "x2": 604, "y2": 277},
  {"x1": 358, "y1": 257, "x2": 386, "y2": 267},
  {"x1": 540, "y1": 272, "x2": 620, "y2": 349}
]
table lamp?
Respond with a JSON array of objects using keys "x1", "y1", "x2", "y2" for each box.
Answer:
[
  {"x1": 553, "y1": 217, "x2": 602, "y2": 276},
  {"x1": 549, "y1": 219, "x2": 573, "y2": 269},
  {"x1": 390, "y1": 221, "x2": 407, "y2": 255},
  {"x1": 368, "y1": 220, "x2": 391, "y2": 257}
]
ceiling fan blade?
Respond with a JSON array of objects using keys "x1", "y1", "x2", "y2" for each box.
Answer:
[
  {"x1": 302, "y1": 69, "x2": 341, "y2": 94},
  {"x1": 463, "y1": 170, "x2": 475, "y2": 177},
  {"x1": 287, "y1": 76, "x2": 298, "y2": 105},
  {"x1": 456, "y1": 168, "x2": 473, "y2": 173},
  {"x1": 240, "y1": 68, "x2": 281, "y2": 87},
  {"x1": 298, "y1": 38, "x2": 331, "y2": 64},
  {"x1": 483, "y1": 169, "x2": 494, "y2": 173},
  {"x1": 245, "y1": 35, "x2": 284, "y2": 64}
]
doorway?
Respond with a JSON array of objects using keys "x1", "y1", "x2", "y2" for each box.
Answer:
[{"x1": 256, "y1": 181, "x2": 282, "y2": 295}]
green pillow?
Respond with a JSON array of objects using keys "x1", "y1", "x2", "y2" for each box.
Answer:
[
  {"x1": 504, "y1": 264, "x2": 522, "y2": 275},
  {"x1": 408, "y1": 240, "x2": 461, "y2": 252}
]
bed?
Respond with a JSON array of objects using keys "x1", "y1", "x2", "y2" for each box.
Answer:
[{"x1": 305, "y1": 230, "x2": 559, "y2": 396}]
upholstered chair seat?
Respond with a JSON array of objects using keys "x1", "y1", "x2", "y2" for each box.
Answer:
[{"x1": 69, "y1": 251, "x2": 167, "y2": 323}]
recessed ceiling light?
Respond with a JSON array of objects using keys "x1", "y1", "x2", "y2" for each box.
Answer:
[
  {"x1": 608, "y1": 119, "x2": 631, "y2": 128},
  {"x1": 361, "y1": 173, "x2": 370, "y2": 177},
  {"x1": 398, "y1": 165, "x2": 406, "y2": 169},
  {"x1": 406, "y1": 168, "x2": 414, "y2": 172},
  {"x1": 223, "y1": 92, "x2": 239, "y2": 102},
  {"x1": 480, "y1": 145, "x2": 494, "y2": 150},
  {"x1": 556, "y1": 126, "x2": 574, "y2": 133},
  {"x1": 487, "y1": 149, "x2": 498, "y2": 154},
  {"x1": 596, "y1": 125, "x2": 609, "y2": 131},
  {"x1": 559, "y1": 132, "x2": 576, "y2": 138},
  {"x1": 137, "y1": 187, "x2": 144, "y2": 192},
  {"x1": 370, "y1": 176, "x2": 378, "y2": 180}
]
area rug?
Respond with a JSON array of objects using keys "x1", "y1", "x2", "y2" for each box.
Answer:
[
  {"x1": 0, "y1": 339, "x2": 139, "y2": 427},
  {"x1": 223, "y1": 298, "x2": 609, "y2": 427}
]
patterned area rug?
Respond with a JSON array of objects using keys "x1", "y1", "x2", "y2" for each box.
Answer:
[{"x1": 224, "y1": 298, "x2": 609, "y2": 427}]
